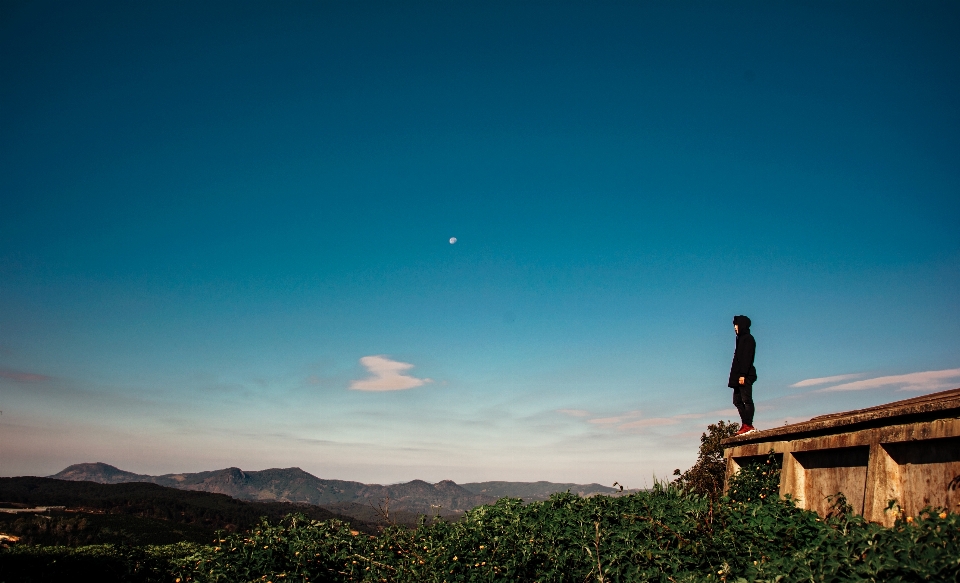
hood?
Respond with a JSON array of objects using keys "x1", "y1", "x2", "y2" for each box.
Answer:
[{"x1": 733, "y1": 314, "x2": 751, "y2": 333}]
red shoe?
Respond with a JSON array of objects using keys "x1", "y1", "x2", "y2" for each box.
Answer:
[{"x1": 735, "y1": 424, "x2": 755, "y2": 436}]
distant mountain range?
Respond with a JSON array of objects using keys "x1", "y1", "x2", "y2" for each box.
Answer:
[
  {"x1": 0, "y1": 476, "x2": 374, "y2": 546},
  {"x1": 50, "y1": 463, "x2": 624, "y2": 519}
]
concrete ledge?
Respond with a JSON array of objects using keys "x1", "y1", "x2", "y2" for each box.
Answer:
[
  {"x1": 724, "y1": 387, "x2": 960, "y2": 447},
  {"x1": 723, "y1": 387, "x2": 960, "y2": 526}
]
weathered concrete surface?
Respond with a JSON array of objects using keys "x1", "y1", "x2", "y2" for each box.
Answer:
[{"x1": 723, "y1": 388, "x2": 960, "y2": 526}]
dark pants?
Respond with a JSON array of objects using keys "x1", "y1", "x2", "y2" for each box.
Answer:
[{"x1": 733, "y1": 384, "x2": 755, "y2": 427}]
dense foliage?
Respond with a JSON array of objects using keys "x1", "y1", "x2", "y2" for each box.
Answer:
[
  {"x1": 4, "y1": 437, "x2": 959, "y2": 582},
  {"x1": 672, "y1": 420, "x2": 739, "y2": 501},
  {"x1": 0, "y1": 511, "x2": 212, "y2": 546},
  {"x1": 0, "y1": 543, "x2": 196, "y2": 583},
  {"x1": 6, "y1": 479, "x2": 958, "y2": 582},
  {"x1": 725, "y1": 453, "x2": 782, "y2": 505},
  {"x1": 163, "y1": 484, "x2": 959, "y2": 583}
]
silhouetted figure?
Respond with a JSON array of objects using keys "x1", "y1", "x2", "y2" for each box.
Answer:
[{"x1": 729, "y1": 315, "x2": 757, "y2": 435}]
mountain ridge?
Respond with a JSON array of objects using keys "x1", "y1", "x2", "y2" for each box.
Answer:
[
  {"x1": 49, "y1": 463, "x2": 624, "y2": 511},
  {"x1": 50, "y1": 463, "x2": 494, "y2": 515},
  {"x1": 0, "y1": 476, "x2": 376, "y2": 545}
]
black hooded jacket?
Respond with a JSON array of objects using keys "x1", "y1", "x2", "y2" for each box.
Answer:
[{"x1": 729, "y1": 315, "x2": 758, "y2": 388}]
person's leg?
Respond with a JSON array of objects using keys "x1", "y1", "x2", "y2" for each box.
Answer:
[
  {"x1": 740, "y1": 384, "x2": 755, "y2": 427},
  {"x1": 732, "y1": 388, "x2": 747, "y2": 426}
]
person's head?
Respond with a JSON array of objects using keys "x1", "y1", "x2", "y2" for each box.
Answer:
[{"x1": 733, "y1": 315, "x2": 751, "y2": 334}]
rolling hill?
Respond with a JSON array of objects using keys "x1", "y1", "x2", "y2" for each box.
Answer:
[
  {"x1": 50, "y1": 463, "x2": 495, "y2": 517},
  {"x1": 48, "y1": 463, "x2": 631, "y2": 525},
  {"x1": 0, "y1": 476, "x2": 375, "y2": 545}
]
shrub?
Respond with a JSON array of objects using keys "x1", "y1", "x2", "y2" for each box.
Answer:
[
  {"x1": 0, "y1": 543, "x2": 195, "y2": 583},
  {"x1": 725, "y1": 452, "x2": 781, "y2": 505},
  {"x1": 5, "y1": 426, "x2": 960, "y2": 582},
  {"x1": 166, "y1": 487, "x2": 960, "y2": 582},
  {"x1": 673, "y1": 420, "x2": 739, "y2": 501}
]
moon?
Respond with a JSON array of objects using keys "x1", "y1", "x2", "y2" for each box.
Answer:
[{"x1": 449, "y1": 237, "x2": 457, "y2": 244}]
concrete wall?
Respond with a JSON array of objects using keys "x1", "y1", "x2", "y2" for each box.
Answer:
[{"x1": 724, "y1": 418, "x2": 960, "y2": 526}]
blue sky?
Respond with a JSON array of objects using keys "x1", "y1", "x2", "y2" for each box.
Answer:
[{"x1": 1, "y1": 1, "x2": 959, "y2": 486}]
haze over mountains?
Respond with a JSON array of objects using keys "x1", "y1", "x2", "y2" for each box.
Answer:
[{"x1": 50, "y1": 463, "x2": 623, "y2": 519}]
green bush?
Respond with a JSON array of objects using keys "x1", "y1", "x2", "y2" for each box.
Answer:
[
  {"x1": 725, "y1": 453, "x2": 781, "y2": 505},
  {"x1": 673, "y1": 420, "x2": 740, "y2": 501},
  {"x1": 0, "y1": 543, "x2": 196, "y2": 583},
  {"x1": 5, "y1": 445, "x2": 960, "y2": 582},
  {"x1": 164, "y1": 484, "x2": 960, "y2": 583}
]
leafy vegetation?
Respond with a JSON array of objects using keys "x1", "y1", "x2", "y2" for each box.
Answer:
[
  {"x1": 162, "y1": 484, "x2": 958, "y2": 583},
  {"x1": 672, "y1": 420, "x2": 739, "y2": 501},
  {"x1": 725, "y1": 453, "x2": 782, "y2": 505},
  {"x1": 6, "y1": 481, "x2": 958, "y2": 582},
  {"x1": 0, "y1": 511, "x2": 213, "y2": 546},
  {"x1": 4, "y1": 426, "x2": 960, "y2": 582},
  {"x1": 0, "y1": 543, "x2": 195, "y2": 583}
]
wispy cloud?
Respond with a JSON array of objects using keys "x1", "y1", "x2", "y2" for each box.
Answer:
[
  {"x1": 618, "y1": 417, "x2": 678, "y2": 430},
  {"x1": 0, "y1": 367, "x2": 51, "y2": 383},
  {"x1": 349, "y1": 356, "x2": 432, "y2": 392},
  {"x1": 815, "y1": 368, "x2": 960, "y2": 393},
  {"x1": 790, "y1": 373, "x2": 864, "y2": 388},
  {"x1": 672, "y1": 408, "x2": 739, "y2": 420},
  {"x1": 558, "y1": 405, "x2": 739, "y2": 434},
  {"x1": 557, "y1": 409, "x2": 591, "y2": 417},
  {"x1": 588, "y1": 411, "x2": 642, "y2": 425}
]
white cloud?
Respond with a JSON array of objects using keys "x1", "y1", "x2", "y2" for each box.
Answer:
[
  {"x1": 349, "y1": 356, "x2": 433, "y2": 392},
  {"x1": 790, "y1": 373, "x2": 864, "y2": 388},
  {"x1": 815, "y1": 368, "x2": 960, "y2": 393}
]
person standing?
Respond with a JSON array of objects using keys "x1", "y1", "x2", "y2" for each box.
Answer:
[{"x1": 729, "y1": 315, "x2": 758, "y2": 435}]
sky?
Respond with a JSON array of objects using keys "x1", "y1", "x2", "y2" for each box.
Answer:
[{"x1": 1, "y1": 1, "x2": 959, "y2": 488}]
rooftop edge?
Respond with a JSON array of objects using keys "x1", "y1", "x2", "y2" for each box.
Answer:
[{"x1": 722, "y1": 387, "x2": 960, "y2": 447}]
